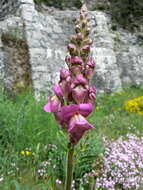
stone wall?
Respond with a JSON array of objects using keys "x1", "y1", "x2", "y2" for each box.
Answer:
[
  {"x1": 1, "y1": 32, "x2": 32, "y2": 94},
  {"x1": 0, "y1": 0, "x2": 143, "y2": 96},
  {"x1": 0, "y1": 0, "x2": 20, "y2": 20}
]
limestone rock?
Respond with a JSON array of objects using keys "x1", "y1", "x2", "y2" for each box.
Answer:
[{"x1": 0, "y1": 0, "x2": 143, "y2": 96}]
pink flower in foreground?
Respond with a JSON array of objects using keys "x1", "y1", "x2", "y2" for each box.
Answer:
[
  {"x1": 68, "y1": 114, "x2": 94, "y2": 144},
  {"x1": 44, "y1": 4, "x2": 96, "y2": 144}
]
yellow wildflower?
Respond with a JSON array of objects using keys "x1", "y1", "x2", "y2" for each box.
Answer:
[
  {"x1": 25, "y1": 151, "x2": 31, "y2": 156},
  {"x1": 96, "y1": 106, "x2": 100, "y2": 111},
  {"x1": 124, "y1": 96, "x2": 143, "y2": 115},
  {"x1": 21, "y1": 151, "x2": 25, "y2": 156}
]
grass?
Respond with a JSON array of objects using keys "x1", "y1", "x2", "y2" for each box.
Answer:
[
  {"x1": 89, "y1": 86, "x2": 143, "y2": 140},
  {"x1": 0, "y1": 86, "x2": 143, "y2": 189}
]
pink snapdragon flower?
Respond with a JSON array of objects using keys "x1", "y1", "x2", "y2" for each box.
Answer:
[{"x1": 44, "y1": 4, "x2": 96, "y2": 144}]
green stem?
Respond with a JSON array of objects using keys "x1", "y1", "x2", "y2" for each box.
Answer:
[
  {"x1": 65, "y1": 143, "x2": 75, "y2": 190},
  {"x1": 91, "y1": 177, "x2": 96, "y2": 190}
]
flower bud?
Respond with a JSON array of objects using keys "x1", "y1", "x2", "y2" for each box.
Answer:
[
  {"x1": 84, "y1": 58, "x2": 95, "y2": 80},
  {"x1": 86, "y1": 57, "x2": 96, "y2": 68},
  {"x1": 82, "y1": 19, "x2": 87, "y2": 28},
  {"x1": 67, "y1": 44, "x2": 78, "y2": 56},
  {"x1": 70, "y1": 35, "x2": 77, "y2": 44},
  {"x1": 60, "y1": 69, "x2": 71, "y2": 80},
  {"x1": 75, "y1": 25, "x2": 81, "y2": 33},
  {"x1": 83, "y1": 39, "x2": 93, "y2": 46},
  {"x1": 73, "y1": 74, "x2": 88, "y2": 86},
  {"x1": 80, "y1": 13, "x2": 84, "y2": 20},
  {"x1": 81, "y1": 45, "x2": 90, "y2": 55},
  {"x1": 88, "y1": 86, "x2": 96, "y2": 105},
  {"x1": 71, "y1": 56, "x2": 83, "y2": 65},
  {"x1": 81, "y1": 4, "x2": 88, "y2": 14},
  {"x1": 65, "y1": 55, "x2": 71, "y2": 64},
  {"x1": 85, "y1": 27, "x2": 91, "y2": 36}
]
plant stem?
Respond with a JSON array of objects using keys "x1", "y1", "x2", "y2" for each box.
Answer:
[{"x1": 65, "y1": 143, "x2": 75, "y2": 190}]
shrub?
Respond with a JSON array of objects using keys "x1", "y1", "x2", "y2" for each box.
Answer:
[
  {"x1": 34, "y1": 0, "x2": 82, "y2": 9},
  {"x1": 110, "y1": 0, "x2": 143, "y2": 30}
]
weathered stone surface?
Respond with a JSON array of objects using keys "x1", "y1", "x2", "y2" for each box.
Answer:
[
  {"x1": 1, "y1": 33, "x2": 32, "y2": 94},
  {"x1": 0, "y1": 0, "x2": 143, "y2": 96}
]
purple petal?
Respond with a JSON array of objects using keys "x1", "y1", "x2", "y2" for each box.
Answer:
[
  {"x1": 85, "y1": 66, "x2": 94, "y2": 80},
  {"x1": 72, "y1": 85, "x2": 88, "y2": 104},
  {"x1": 70, "y1": 65, "x2": 83, "y2": 75},
  {"x1": 52, "y1": 84, "x2": 64, "y2": 104},
  {"x1": 67, "y1": 44, "x2": 76, "y2": 52},
  {"x1": 60, "y1": 69, "x2": 71, "y2": 80},
  {"x1": 79, "y1": 103, "x2": 93, "y2": 116},
  {"x1": 81, "y1": 45, "x2": 90, "y2": 53},
  {"x1": 62, "y1": 104, "x2": 79, "y2": 121},
  {"x1": 43, "y1": 102, "x2": 51, "y2": 112},
  {"x1": 68, "y1": 114, "x2": 94, "y2": 144},
  {"x1": 65, "y1": 56, "x2": 71, "y2": 64},
  {"x1": 54, "y1": 111, "x2": 65, "y2": 128},
  {"x1": 60, "y1": 77, "x2": 72, "y2": 99},
  {"x1": 86, "y1": 57, "x2": 95, "y2": 68},
  {"x1": 73, "y1": 74, "x2": 87, "y2": 85},
  {"x1": 43, "y1": 96, "x2": 61, "y2": 113},
  {"x1": 61, "y1": 103, "x2": 93, "y2": 121},
  {"x1": 71, "y1": 56, "x2": 83, "y2": 65},
  {"x1": 87, "y1": 86, "x2": 96, "y2": 104}
]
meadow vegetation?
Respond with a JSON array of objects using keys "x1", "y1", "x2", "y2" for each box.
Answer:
[{"x1": 0, "y1": 85, "x2": 143, "y2": 189}]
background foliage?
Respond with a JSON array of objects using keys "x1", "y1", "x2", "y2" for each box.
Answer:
[
  {"x1": 34, "y1": 0, "x2": 143, "y2": 30},
  {"x1": 34, "y1": 0, "x2": 82, "y2": 9}
]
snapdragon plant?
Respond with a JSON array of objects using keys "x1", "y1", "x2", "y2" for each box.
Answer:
[{"x1": 44, "y1": 4, "x2": 96, "y2": 190}]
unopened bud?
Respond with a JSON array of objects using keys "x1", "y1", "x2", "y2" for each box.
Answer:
[
  {"x1": 82, "y1": 20, "x2": 87, "y2": 28},
  {"x1": 65, "y1": 55, "x2": 71, "y2": 64},
  {"x1": 81, "y1": 45, "x2": 90, "y2": 53},
  {"x1": 85, "y1": 28, "x2": 91, "y2": 36},
  {"x1": 67, "y1": 44, "x2": 77, "y2": 55},
  {"x1": 75, "y1": 25, "x2": 81, "y2": 33},
  {"x1": 60, "y1": 69, "x2": 71, "y2": 80},
  {"x1": 76, "y1": 33, "x2": 83, "y2": 41},
  {"x1": 70, "y1": 35, "x2": 77, "y2": 44},
  {"x1": 71, "y1": 56, "x2": 83, "y2": 65},
  {"x1": 83, "y1": 39, "x2": 93, "y2": 45}
]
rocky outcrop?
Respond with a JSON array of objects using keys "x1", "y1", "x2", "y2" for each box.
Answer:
[{"x1": 0, "y1": 0, "x2": 143, "y2": 96}]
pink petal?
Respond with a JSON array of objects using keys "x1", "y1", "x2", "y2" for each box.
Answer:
[
  {"x1": 74, "y1": 74, "x2": 87, "y2": 85},
  {"x1": 43, "y1": 96, "x2": 61, "y2": 113},
  {"x1": 43, "y1": 102, "x2": 51, "y2": 112},
  {"x1": 79, "y1": 103, "x2": 93, "y2": 116},
  {"x1": 68, "y1": 114, "x2": 94, "y2": 144},
  {"x1": 72, "y1": 85, "x2": 88, "y2": 104},
  {"x1": 62, "y1": 104, "x2": 79, "y2": 121},
  {"x1": 52, "y1": 84, "x2": 64, "y2": 104},
  {"x1": 60, "y1": 69, "x2": 71, "y2": 80},
  {"x1": 61, "y1": 103, "x2": 93, "y2": 121},
  {"x1": 71, "y1": 56, "x2": 83, "y2": 65}
]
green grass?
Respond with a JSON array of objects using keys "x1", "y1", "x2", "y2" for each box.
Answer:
[
  {"x1": 0, "y1": 86, "x2": 143, "y2": 189},
  {"x1": 89, "y1": 86, "x2": 143, "y2": 140}
]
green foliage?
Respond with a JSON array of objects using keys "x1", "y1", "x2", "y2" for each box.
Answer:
[
  {"x1": 0, "y1": 89, "x2": 103, "y2": 189},
  {"x1": 89, "y1": 86, "x2": 143, "y2": 140},
  {"x1": 110, "y1": 0, "x2": 143, "y2": 30},
  {"x1": 0, "y1": 86, "x2": 143, "y2": 189},
  {"x1": 92, "y1": 0, "x2": 143, "y2": 30},
  {"x1": 34, "y1": 0, "x2": 82, "y2": 9}
]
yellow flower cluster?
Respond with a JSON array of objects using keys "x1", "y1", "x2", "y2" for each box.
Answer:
[
  {"x1": 124, "y1": 96, "x2": 143, "y2": 115},
  {"x1": 20, "y1": 150, "x2": 35, "y2": 156}
]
